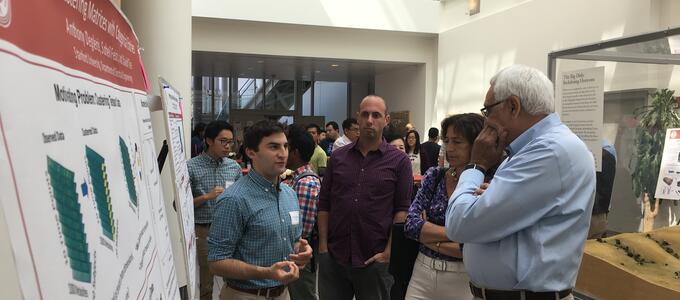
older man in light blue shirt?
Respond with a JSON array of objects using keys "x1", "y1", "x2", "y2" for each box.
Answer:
[{"x1": 446, "y1": 65, "x2": 595, "y2": 300}]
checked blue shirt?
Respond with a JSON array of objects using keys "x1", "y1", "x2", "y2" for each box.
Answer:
[
  {"x1": 208, "y1": 169, "x2": 302, "y2": 289},
  {"x1": 187, "y1": 152, "x2": 242, "y2": 224}
]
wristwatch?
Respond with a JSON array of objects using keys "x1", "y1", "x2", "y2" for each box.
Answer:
[{"x1": 464, "y1": 163, "x2": 487, "y2": 174}]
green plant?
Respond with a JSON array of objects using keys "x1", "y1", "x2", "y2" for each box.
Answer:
[{"x1": 631, "y1": 89, "x2": 680, "y2": 230}]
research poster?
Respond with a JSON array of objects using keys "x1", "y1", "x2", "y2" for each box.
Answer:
[
  {"x1": 160, "y1": 79, "x2": 197, "y2": 299},
  {"x1": 0, "y1": 1, "x2": 178, "y2": 299},
  {"x1": 555, "y1": 66, "x2": 605, "y2": 171},
  {"x1": 654, "y1": 128, "x2": 680, "y2": 200}
]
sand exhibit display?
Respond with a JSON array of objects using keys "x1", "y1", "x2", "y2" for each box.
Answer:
[{"x1": 576, "y1": 226, "x2": 680, "y2": 299}]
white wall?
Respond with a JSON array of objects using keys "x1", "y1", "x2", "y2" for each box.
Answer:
[
  {"x1": 375, "y1": 65, "x2": 427, "y2": 132},
  {"x1": 193, "y1": 0, "x2": 441, "y2": 33},
  {"x1": 433, "y1": 0, "x2": 675, "y2": 128},
  {"x1": 440, "y1": 0, "x2": 529, "y2": 32},
  {"x1": 193, "y1": 17, "x2": 438, "y2": 130}
]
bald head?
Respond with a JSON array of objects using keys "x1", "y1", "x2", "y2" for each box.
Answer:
[
  {"x1": 357, "y1": 95, "x2": 390, "y2": 141},
  {"x1": 360, "y1": 95, "x2": 388, "y2": 115}
]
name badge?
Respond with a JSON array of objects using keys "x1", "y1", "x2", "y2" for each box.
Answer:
[
  {"x1": 289, "y1": 211, "x2": 300, "y2": 225},
  {"x1": 224, "y1": 180, "x2": 234, "y2": 189}
]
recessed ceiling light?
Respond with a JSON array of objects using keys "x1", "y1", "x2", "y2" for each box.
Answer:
[
  {"x1": 330, "y1": 64, "x2": 339, "y2": 67},
  {"x1": 239, "y1": 73, "x2": 245, "y2": 76},
  {"x1": 257, "y1": 60, "x2": 264, "y2": 63},
  {"x1": 315, "y1": 70, "x2": 321, "y2": 73}
]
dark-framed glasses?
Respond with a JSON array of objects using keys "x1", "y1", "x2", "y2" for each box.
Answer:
[{"x1": 480, "y1": 100, "x2": 505, "y2": 117}]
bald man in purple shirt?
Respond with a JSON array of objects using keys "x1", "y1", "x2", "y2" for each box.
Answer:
[{"x1": 317, "y1": 95, "x2": 413, "y2": 300}]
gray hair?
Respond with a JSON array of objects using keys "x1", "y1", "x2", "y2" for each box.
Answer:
[{"x1": 489, "y1": 64, "x2": 554, "y2": 115}]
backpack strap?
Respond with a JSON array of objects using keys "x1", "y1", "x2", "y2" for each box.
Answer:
[{"x1": 293, "y1": 170, "x2": 319, "y2": 185}]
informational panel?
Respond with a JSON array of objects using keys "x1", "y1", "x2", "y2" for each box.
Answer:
[
  {"x1": 555, "y1": 67, "x2": 604, "y2": 171},
  {"x1": 0, "y1": 1, "x2": 178, "y2": 299},
  {"x1": 654, "y1": 128, "x2": 680, "y2": 200},
  {"x1": 159, "y1": 78, "x2": 197, "y2": 299}
]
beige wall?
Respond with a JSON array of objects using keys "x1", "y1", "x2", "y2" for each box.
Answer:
[
  {"x1": 433, "y1": 0, "x2": 673, "y2": 128},
  {"x1": 193, "y1": 17, "x2": 438, "y2": 130},
  {"x1": 375, "y1": 65, "x2": 427, "y2": 131}
]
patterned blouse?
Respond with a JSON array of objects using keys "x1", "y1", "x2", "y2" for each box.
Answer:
[{"x1": 404, "y1": 166, "x2": 459, "y2": 261}]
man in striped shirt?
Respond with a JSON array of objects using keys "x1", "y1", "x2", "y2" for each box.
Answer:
[{"x1": 285, "y1": 125, "x2": 321, "y2": 300}]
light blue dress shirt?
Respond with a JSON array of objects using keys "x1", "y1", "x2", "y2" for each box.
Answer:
[
  {"x1": 208, "y1": 169, "x2": 302, "y2": 289},
  {"x1": 445, "y1": 113, "x2": 595, "y2": 291}
]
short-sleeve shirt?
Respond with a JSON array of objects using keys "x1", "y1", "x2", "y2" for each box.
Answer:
[
  {"x1": 187, "y1": 153, "x2": 242, "y2": 224},
  {"x1": 208, "y1": 170, "x2": 302, "y2": 289},
  {"x1": 309, "y1": 145, "x2": 327, "y2": 174},
  {"x1": 318, "y1": 139, "x2": 413, "y2": 267}
]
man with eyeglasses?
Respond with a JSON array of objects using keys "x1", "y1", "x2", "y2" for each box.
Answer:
[
  {"x1": 331, "y1": 118, "x2": 360, "y2": 152},
  {"x1": 187, "y1": 120, "x2": 243, "y2": 300},
  {"x1": 445, "y1": 65, "x2": 595, "y2": 300}
]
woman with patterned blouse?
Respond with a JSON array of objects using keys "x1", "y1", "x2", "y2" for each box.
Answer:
[{"x1": 403, "y1": 113, "x2": 485, "y2": 300}]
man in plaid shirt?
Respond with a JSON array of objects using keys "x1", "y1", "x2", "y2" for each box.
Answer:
[
  {"x1": 187, "y1": 120, "x2": 243, "y2": 300},
  {"x1": 285, "y1": 125, "x2": 321, "y2": 300}
]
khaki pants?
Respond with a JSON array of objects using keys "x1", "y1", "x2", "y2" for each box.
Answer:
[
  {"x1": 405, "y1": 253, "x2": 472, "y2": 300},
  {"x1": 220, "y1": 286, "x2": 290, "y2": 300},
  {"x1": 588, "y1": 213, "x2": 608, "y2": 239},
  {"x1": 196, "y1": 224, "x2": 214, "y2": 300}
]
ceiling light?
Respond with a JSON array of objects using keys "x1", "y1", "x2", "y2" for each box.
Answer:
[
  {"x1": 315, "y1": 70, "x2": 321, "y2": 73},
  {"x1": 257, "y1": 60, "x2": 264, "y2": 63},
  {"x1": 330, "y1": 64, "x2": 339, "y2": 67}
]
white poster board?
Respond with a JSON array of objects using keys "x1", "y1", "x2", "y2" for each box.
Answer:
[
  {"x1": 555, "y1": 66, "x2": 605, "y2": 171},
  {"x1": 654, "y1": 128, "x2": 680, "y2": 200},
  {"x1": 0, "y1": 1, "x2": 178, "y2": 299},
  {"x1": 159, "y1": 78, "x2": 197, "y2": 299}
]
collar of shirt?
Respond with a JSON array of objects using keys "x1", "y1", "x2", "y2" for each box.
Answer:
[
  {"x1": 199, "y1": 151, "x2": 224, "y2": 165},
  {"x1": 248, "y1": 168, "x2": 280, "y2": 192},
  {"x1": 294, "y1": 164, "x2": 314, "y2": 177},
  {"x1": 506, "y1": 113, "x2": 560, "y2": 158},
  {"x1": 350, "y1": 138, "x2": 389, "y2": 154}
]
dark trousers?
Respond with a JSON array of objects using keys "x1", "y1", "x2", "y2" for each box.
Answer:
[
  {"x1": 318, "y1": 252, "x2": 393, "y2": 300},
  {"x1": 390, "y1": 279, "x2": 409, "y2": 300}
]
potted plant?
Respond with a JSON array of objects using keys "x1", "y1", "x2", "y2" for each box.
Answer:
[{"x1": 631, "y1": 89, "x2": 680, "y2": 232}]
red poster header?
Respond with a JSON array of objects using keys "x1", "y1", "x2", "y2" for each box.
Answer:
[{"x1": 0, "y1": 0, "x2": 147, "y2": 91}]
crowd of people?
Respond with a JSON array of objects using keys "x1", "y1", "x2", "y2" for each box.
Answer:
[{"x1": 187, "y1": 64, "x2": 600, "y2": 300}]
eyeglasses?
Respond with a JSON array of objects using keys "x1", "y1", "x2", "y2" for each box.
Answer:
[
  {"x1": 217, "y1": 139, "x2": 235, "y2": 146},
  {"x1": 480, "y1": 99, "x2": 506, "y2": 117}
]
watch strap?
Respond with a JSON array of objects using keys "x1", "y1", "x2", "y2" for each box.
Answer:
[{"x1": 464, "y1": 163, "x2": 487, "y2": 174}]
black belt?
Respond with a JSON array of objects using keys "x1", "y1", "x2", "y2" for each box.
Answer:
[
  {"x1": 469, "y1": 282, "x2": 572, "y2": 300},
  {"x1": 227, "y1": 283, "x2": 285, "y2": 298}
]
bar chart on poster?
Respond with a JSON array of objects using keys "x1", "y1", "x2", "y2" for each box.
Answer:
[{"x1": 0, "y1": 1, "x2": 179, "y2": 299}]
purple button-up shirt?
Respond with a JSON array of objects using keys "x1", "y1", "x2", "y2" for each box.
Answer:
[{"x1": 318, "y1": 139, "x2": 413, "y2": 267}]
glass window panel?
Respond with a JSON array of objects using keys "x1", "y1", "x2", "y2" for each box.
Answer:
[
  {"x1": 215, "y1": 77, "x2": 230, "y2": 121},
  {"x1": 302, "y1": 81, "x2": 312, "y2": 116},
  {"x1": 314, "y1": 81, "x2": 347, "y2": 125},
  {"x1": 555, "y1": 59, "x2": 680, "y2": 233},
  {"x1": 264, "y1": 80, "x2": 296, "y2": 111},
  {"x1": 232, "y1": 78, "x2": 264, "y2": 110}
]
